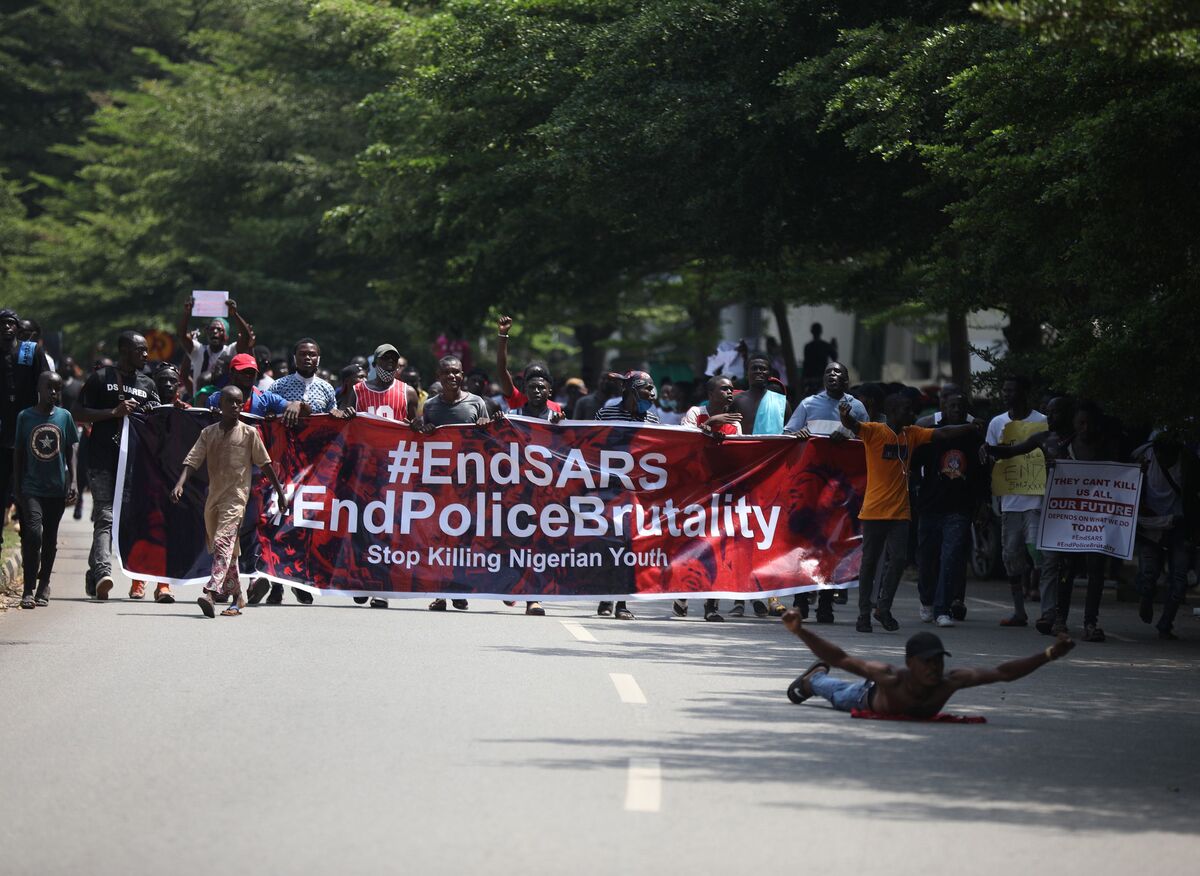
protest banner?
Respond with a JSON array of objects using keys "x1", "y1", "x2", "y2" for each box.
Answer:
[
  {"x1": 113, "y1": 409, "x2": 869, "y2": 600},
  {"x1": 991, "y1": 419, "x2": 1049, "y2": 496},
  {"x1": 191, "y1": 290, "x2": 229, "y2": 318},
  {"x1": 1036, "y1": 460, "x2": 1143, "y2": 560}
]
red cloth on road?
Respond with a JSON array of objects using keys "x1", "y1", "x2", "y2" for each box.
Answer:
[{"x1": 850, "y1": 709, "x2": 986, "y2": 723}]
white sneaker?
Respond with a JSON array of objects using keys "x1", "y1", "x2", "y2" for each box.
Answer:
[
  {"x1": 919, "y1": 605, "x2": 934, "y2": 623},
  {"x1": 936, "y1": 614, "x2": 955, "y2": 628}
]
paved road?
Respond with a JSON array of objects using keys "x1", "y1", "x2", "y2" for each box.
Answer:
[{"x1": 1, "y1": 513, "x2": 1198, "y2": 875}]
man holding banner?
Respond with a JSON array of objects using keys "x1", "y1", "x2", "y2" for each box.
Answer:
[{"x1": 985, "y1": 376, "x2": 1048, "y2": 628}]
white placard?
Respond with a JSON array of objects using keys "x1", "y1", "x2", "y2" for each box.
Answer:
[
  {"x1": 192, "y1": 290, "x2": 229, "y2": 318},
  {"x1": 1036, "y1": 460, "x2": 1143, "y2": 560}
]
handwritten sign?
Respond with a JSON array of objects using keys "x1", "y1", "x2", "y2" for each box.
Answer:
[
  {"x1": 1037, "y1": 460, "x2": 1142, "y2": 560},
  {"x1": 991, "y1": 419, "x2": 1048, "y2": 496},
  {"x1": 192, "y1": 290, "x2": 229, "y2": 318}
]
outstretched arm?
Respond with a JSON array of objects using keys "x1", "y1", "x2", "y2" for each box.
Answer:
[
  {"x1": 933, "y1": 421, "x2": 986, "y2": 443},
  {"x1": 496, "y1": 315, "x2": 515, "y2": 398},
  {"x1": 838, "y1": 401, "x2": 862, "y2": 436},
  {"x1": 782, "y1": 610, "x2": 898, "y2": 684},
  {"x1": 988, "y1": 429, "x2": 1049, "y2": 459},
  {"x1": 228, "y1": 299, "x2": 255, "y2": 353},
  {"x1": 949, "y1": 634, "x2": 1075, "y2": 689},
  {"x1": 177, "y1": 297, "x2": 196, "y2": 353}
]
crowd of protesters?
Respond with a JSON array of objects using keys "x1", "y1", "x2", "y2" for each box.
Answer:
[{"x1": 2, "y1": 303, "x2": 1196, "y2": 641}]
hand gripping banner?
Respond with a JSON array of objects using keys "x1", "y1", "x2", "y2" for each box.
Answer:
[{"x1": 115, "y1": 408, "x2": 868, "y2": 600}]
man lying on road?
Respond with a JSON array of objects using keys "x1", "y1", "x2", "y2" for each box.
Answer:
[{"x1": 781, "y1": 609, "x2": 1074, "y2": 718}]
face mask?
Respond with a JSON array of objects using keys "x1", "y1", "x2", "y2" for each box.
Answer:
[
  {"x1": 658, "y1": 399, "x2": 676, "y2": 411},
  {"x1": 636, "y1": 397, "x2": 654, "y2": 415},
  {"x1": 375, "y1": 363, "x2": 396, "y2": 384}
]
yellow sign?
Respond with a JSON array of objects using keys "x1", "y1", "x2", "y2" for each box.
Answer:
[{"x1": 991, "y1": 419, "x2": 1049, "y2": 496}]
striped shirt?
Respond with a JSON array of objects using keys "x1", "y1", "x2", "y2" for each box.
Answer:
[
  {"x1": 352, "y1": 379, "x2": 410, "y2": 420},
  {"x1": 595, "y1": 400, "x2": 660, "y2": 424}
]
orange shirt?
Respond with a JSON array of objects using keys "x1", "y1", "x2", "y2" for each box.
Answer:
[{"x1": 857, "y1": 421, "x2": 935, "y2": 520}]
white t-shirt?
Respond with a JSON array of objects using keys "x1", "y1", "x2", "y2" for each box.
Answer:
[{"x1": 986, "y1": 410, "x2": 1048, "y2": 513}]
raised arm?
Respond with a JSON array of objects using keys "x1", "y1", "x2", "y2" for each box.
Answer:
[
  {"x1": 948, "y1": 634, "x2": 1075, "y2": 690},
  {"x1": 838, "y1": 401, "x2": 862, "y2": 435},
  {"x1": 177, "y1": 297, "x2": 196, "y2": 354},
  {"x1": 782, "y1": 611, "x2": 898, "y2": 685},
  {"x1": 496, "y1": 315, "x2": 515, "y2": 398},
  {"x1": 227, "y1": 299, "x2": 255, "y2": 353}
]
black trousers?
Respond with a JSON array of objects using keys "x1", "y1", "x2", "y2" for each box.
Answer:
[{"x1": 21, "y1": 495, "x2": 66, "y2": 595}]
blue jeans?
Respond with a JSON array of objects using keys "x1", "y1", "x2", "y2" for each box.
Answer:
[
  {"x1": 917, "y1": 511, "x2": 969, "y2": 616},
  {"x1": 1136, "y1": 529, "x2": 1193, "y2": 633},
  {"x1": 810, "y1": 673, "x2": 874, "y2": 712}
]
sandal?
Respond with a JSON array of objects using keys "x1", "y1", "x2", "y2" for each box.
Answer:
[
  {"x1": 787, "y1": 661, "x2": 830, "y2": 704},
  {"x1": 728, "y1": 602, "x2": 745, "y2": 618},
  {"x1": 34, "y1": 595, "x2": 49, "y2": 607},
  {"x1": 767, "y1": 597, "x2": 785, "y2": 616},
  {"x1": 197, "y1": 594, "x2": 215, "y2": 618},
  {"x1": 220, "y1": 607, "x2": 242, "y2": 617},
  {"x1": 154, "y1": 586, "x2": 175, "y2": 604},
  {"x1": 19, "y1": 594, "x2": 35, "y2": 609}
]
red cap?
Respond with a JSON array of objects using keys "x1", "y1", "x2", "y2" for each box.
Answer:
[{"x1": 229, "y1": 353, "x2": 258, "y2": 373}]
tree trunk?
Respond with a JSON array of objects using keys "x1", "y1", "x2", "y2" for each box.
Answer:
[
  {"x1": 770, "y1": 300, "x2": 801, "y2": 403},
  {"x1": 574, "y1": 322, "x2": 615, "y2": 388},
  {"x1": 947, "y1": 308, "x2": 971, "y2": 395}
]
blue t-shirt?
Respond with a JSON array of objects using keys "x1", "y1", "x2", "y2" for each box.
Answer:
[
  {"x1": 14, "y1": 407, "x2": 79, "y2": 497},
  {"x1": 208, "y1": 386, "x2": 290, "y2": 417},
  {"x1": 783, "y1": 391, "x2": 868, "y2": 436}
]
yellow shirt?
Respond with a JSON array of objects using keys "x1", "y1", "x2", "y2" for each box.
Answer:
[
  {"x1": 182, "y1": 421, "x2": 272, "y2": 553},
  {"x1": 857, "y1": 421, "x2": 934, "y2": 520}
]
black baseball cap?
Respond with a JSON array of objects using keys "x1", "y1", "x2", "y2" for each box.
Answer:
[{"x1": 906, "y1": 632, "x2": 951, "y2": 661}]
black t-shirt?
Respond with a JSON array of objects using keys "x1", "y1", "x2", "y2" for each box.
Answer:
[
  {"x1": 913, "y1": 430, "x2": 985, "y2": 516},
  {"x1": 0, "y1": 340, "x2": 49, "y2": 448},
  {"x1": 80, "y1": 366, "x2": 159, "y2": 473}
]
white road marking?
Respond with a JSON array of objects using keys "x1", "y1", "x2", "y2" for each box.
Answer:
[
  {"x1": 624, "y1": 758, "x2": 661, "y2": 812},
  {"x1": 560, "y1": 621, "x2": 597, "y2": 642},
  {"x1": 609, "y1": 673, "x2": 646, "y2": 704},
  {"x1": 968, "y1": 597, "x2": 1012, "y2": 610}
]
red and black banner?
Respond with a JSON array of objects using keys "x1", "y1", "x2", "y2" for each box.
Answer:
[{"x1": 115, "y1": 408, "x2": 868, "y2": 600}]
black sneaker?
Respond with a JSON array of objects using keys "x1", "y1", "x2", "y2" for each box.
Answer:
[
  {"x1": 1138, "y1": 595, "x2": 1154, "y2": 624},
  {"x1": 293, "y1": 587, "x2": 314, "y2": 605},
  {"x1": 752, "y1": 600, "x2": 769, "y2": 618},
  {"x1": 614, "y1": 603, "x2": 634, "y2": 620},
  {"x1": 672, "y1": 599, "x2": 687, "y2": 617},
  {"x1": 597, "y1": 601, "x2": 613, "y2": 617},
  {"x1": 816, "y1": 609, "x2": 835, "y2": 624},
  {"x1": 247, "y1": 578, "x2": 270, "y2": 605},
  {"x1": 353, "y1": 596, "x2": 369, "y2": 604},
  {"x1": 703, "y1": 599, "x2": 723, "y2": 622},
  {"x1": 429, "y1": 598, "x2": 447, "y2": 611},
  {"x1": 950, "y1": 600, "x2": 967, "y2": 621},
  {"x1": 370, "y1": 598, "x2": 388, "y2": 609},
  {"x1": 266, "y1": 583, "x2": 284, "y2": 605},
  {"x1": 873, "y1": 609, "x2": 899, "y2": 632},
  {"x1": 729, "y1": 602, "x2": 745, "y2": 618},
  {"x1": 855, "y1": 614, "x2": 873, "y2": 633},
  {"x1": 1035, "y1": 617, "x2": 1054, "y2": 636},
  {"x1": 452, "y1": 599, "x2": 469, "y2": 610},
  {"x1": 833, "y1": 590, "x2": 848, "y2": 605}
]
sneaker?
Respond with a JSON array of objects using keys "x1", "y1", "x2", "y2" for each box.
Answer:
[
  {"x1": 729, "y1": 602, "x2": 745, "y2": 618},
  {"x1": 704, "y1": 607, "x2": 724, "y2": 622},
  {"x1": 614, "y1": 603, "x2": 634, "y2": 620},
  {"x1": 153, "y1": 584, "x2": 175, "y2": 604},
  {"x1": 873, "y1": 609, "x2": 899, "y2": 632},
  {"x1": 950, "y1": 600, "x2": 967, "y2": 621},
  {"x1": 767, "y1": 596, "x2": 786, "y2": 616},
  {"x1": 833, "y1": 590, "x2": 848, "y2": 605},
  {"x1": 1082, "y1": 623, "x2": 1106, "y2": 642},
  {"x1": 370, "y1": 598, "x2": 388, "y2": 609},
  {"x1": 815, "y1": 608, "x2": 835, "y2": 624},
  {"x1": 935, "y1": 614, "x2": 954, "y2": 628},
  {"x1": 672, "y1": 599, "x2": 688, "y2": 617},
  {"x1": 855, "y1": 614, "x2": 873, "y2": 633},
  {"x1": 1035, "y1": 617, "x2": 1054, "y2": 636},
  {"x1": 597, "y1": 601, "x2": 613, "y2": 617},
  {"x1": 247, "y1": 578, "x2": 270, "y2": 605},
  {"x1": 128, "y1": 581, "x2": 146, "y2": 600},
  {"x1": 34, "y1": 594, "x2": 49, "y2": 607},
  {"x1": 293, "y1": 587, "x2": 314, "y2": 605},
  {"x1": 452, "y1": 599, "x2": 469, "y2": 610},
  {"x1": 85, "y1": 577, "x2": 96, "y2": 598},
  {"x1": 919, "y1": 605, "x2": 934, "y2": 623},
  {"x1": 353, "y1": 596, "x2": 369, "y2": 604},
  {"x1": 266, "y1": 583, "x2": 284, "y2": 605},
  {"x1": 1138, "y1": 595, "x2": 1154, "y2": 624},
  {"x1": 752, "y1": 600, "x2": 769, "y2": 618},
  {"x1": 95, "y1": 576, "x2": 113, "y2": 601},
  {"x1": 19, "y1": 594, "x2": 35, "y2": 609},
  {"x1": 526, "y1": 602, "x2": 546, "y2": 616},
  {"x1": 429, "y1": 598, "x2": 448, "y2": 611}
]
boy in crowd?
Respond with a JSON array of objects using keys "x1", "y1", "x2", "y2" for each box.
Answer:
[
  {"x1": 13, "y1": 372, "x2": 78, "y2": 608},
  {"x1": 171, "y1": 386, "x2": 289, "y2": 618}
]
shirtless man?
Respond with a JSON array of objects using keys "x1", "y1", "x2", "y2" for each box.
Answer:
[
  {"x1": 781, "y1": 609, "x2": 1074, "y2": 718},
  {"x1": 731, "y1": 351, "x2": 792, "y2": 435}
]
